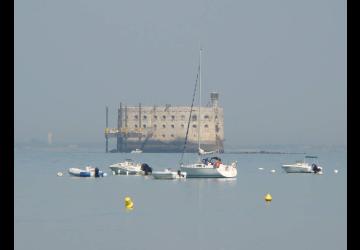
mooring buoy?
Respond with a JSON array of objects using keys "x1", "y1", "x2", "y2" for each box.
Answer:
[
  {"x1": 265, "y1": 193, "x2": 272, "y2": 202},
  {"x1": 125, "y1": 196, "x2": 134, "y2": 209}
]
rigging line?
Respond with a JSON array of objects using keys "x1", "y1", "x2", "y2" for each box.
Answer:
[{"x1": 180, "y1": 63, "x2": 200, "y2": 165}]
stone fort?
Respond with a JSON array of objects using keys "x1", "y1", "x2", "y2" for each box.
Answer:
[{"x1": 105, "y1": 92, "x2": 224, "y2": 153}]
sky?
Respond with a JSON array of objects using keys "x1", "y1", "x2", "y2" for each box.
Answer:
[{"x1": 14, "y1": 0, "x2": 346, "y2": 147}]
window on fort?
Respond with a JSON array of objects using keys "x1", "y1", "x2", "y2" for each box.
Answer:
[
  {"x1": 162, "y1": 115, "x2": 166, "y2": 120},
  {"x1": 215, "y1": 125, "x2": 220, "y2": 132},
  {"x1": 154, "y1": 124, "x2": 157, "y2": 128},
  {"x1": 154, "y1": 115, "x2": 158, "y2": 119},
  {"x1": 181, "y1": 115, "x2": 185, "y2": 120},
  {"x1": 171, "y1": 134, "x2": 174, "y2": 138},
  {"x1": 192, "y1": 124, "x2": 197, "y2": 128},
  {"x1": 204, "y1": 115, "x2": 209, "y2": 119},
  {"x1": 204, "y1": 124, "x2": 209, "y2": 128},
  {"x1": 171, "y1": 124, "x2": 175, "y2": 128},
  {"x1": 162, "y1": 124, "x2": 166, "y2": 128},
  {"x1": 162, "y1": 134, "x2": 166, "y2": 138},
  {"x1": 192, "y1": 115, "x2": 197, "y2": 121},
  {"x1": 143, "y1": 115, "x2": 147, "y2": 120},
  {"x1": 215, "y1": 115, "x2": 218, "y2": 119},
  {"x1": 134, "y1": 115, "x2": 138, "y2": 120},
  {"x1": 171, "y1": 115, "x2": 175, "y2": 120},
  {"x1": 143, "y1": 124, "x2": 146, "y2": 128},
  {"x1": 181, "y1": 124, "x2": 184, "y2": 128},
  {"x1": 135, "y1": 124, "x2": 138, "y2": 128}
]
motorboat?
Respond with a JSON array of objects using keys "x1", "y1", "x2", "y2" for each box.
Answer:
[
  {"x1": 152, "y1": 169, "x2": 187, "y2": 179},
  {"x1": 68, "y1": 166, "x2": 105, "y2": 177},
  {"x1": 282, "y1": 162, "x2": 323, "y2": 174},
  {"x1": 282, "y1": 156, "x2": 323, "y2": 174},
  {"x1": 131, "y1": 149, "x2": 143, "y2": 153},
  {"x1": 109, "y1": 159, "x2": 143, "y2": 175},
  {"x1": 181, "y1": 156, "x2": 237, "y2": 178}
]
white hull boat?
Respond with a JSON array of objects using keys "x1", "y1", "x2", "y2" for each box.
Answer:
[
  {"x1": 152, "y1": 169, "x2": 187, "y2": 179},
  {"x1": 109, "y1": 159, "x2": 143, "y2": 175},
  {"x1": 68, "y1": 166, "x2": 105, "y2": 177},
  {"x1": 282, "y1": 161, "x2": 323, "y2": 174},
  {"x1": 131, "y1": 149, "x2": 143, "y2": 153},
  {"x1": 181, "y1": 160, "x2": 237, "y2": 178},
  {"x1": 178, "y1": 49, "x2": 237, "y2": 179}
]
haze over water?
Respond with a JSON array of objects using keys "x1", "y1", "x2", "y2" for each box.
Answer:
[
  {"x1": 15, "y1": 0, "x2": 346, "y2": 147},
  {"x1": 15, "y1": 146, "x2": 346, "y2": 250}
]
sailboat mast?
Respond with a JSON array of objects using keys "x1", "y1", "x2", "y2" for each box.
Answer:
[{"x1": 198, "y1": 48, "x2": 202, "y2": 151}]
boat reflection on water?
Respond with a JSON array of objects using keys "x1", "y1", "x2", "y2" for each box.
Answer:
[
  {"x1": 187, "y1": 177, "x2": 237, "y2": 186},
  {"x1": 212, "y1": 177, "x2": 237, "y2": 182}
]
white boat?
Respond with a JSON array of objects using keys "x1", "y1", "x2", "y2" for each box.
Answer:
[
  {"x1": 282, "y1": 156, "x2": 323, "y2": 174},
  {"x1": 179, "y1": 49, "x2": 237, "y2": 178},
  {"x1": 131, "y1": 149, "x2": 143, "y2": 153},
  {"x1": 152, "y1": 169, "x2": 187, "y2": 179},
  {"x1": 181, "y1": 156, "x2": 237, "y2": 178},
  {"x1": 68, "y1": 166, "x2": 105, "y2": 177},
  {"x1": 109, "y1": 159, "x2": 143, "y2": 175}
]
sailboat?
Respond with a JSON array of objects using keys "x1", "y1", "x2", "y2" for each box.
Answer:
[{"x1": 180, "y1": 49, "x2": 237, "y2": 178}]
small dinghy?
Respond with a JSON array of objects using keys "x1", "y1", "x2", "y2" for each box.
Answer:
[
  {"x1": 152, "y1": 169, "x2": 187, "y2": 180},
  {"x1": 68, "y1": 166, "x2": 105, "y2": 177},
  {"x1": 130, "y1": 148, "x2": 143, "y2": 153}
]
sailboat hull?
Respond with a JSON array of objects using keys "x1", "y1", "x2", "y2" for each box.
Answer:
[
  {"x1": 180, "y1": 166, "x2": 223, "y2": 178},
  {"x1": 180, "y1": 164, "x2": 237, "y2": 178}
]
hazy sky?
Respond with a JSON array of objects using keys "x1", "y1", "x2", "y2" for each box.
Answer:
[{"x1": 15, "y1": 0, "x2": 346, "y2": 147}]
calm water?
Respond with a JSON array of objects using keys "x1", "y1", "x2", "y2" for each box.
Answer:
[{"x1": 15, "y1": 146, "x2": 346, "y2": 250}]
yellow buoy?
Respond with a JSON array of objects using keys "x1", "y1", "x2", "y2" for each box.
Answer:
[
  {"x1": 265, "y1": 193, "x2": 272, "y2": 202},
  {"x1": 124, "y1": 196, "x2": 134, "y2": 209}
]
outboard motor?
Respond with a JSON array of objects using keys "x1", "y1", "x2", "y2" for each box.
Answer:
[
  {"x1": 95, "y1": 167, "x2": 100, "y2": 178},
  {"x1": 141, "y1": 163, "x2": 152, "y2": 175},
  {"x1": 312, "y1": 164, "x2": 321, "y2": 174},
  {"x1": 177, "y1": 170, "x2": 184, "y2": 178}
]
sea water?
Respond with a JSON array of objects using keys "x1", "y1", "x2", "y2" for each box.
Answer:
[{"x1": 14, "y1": 146, "x2": 346, "y2": 250}]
